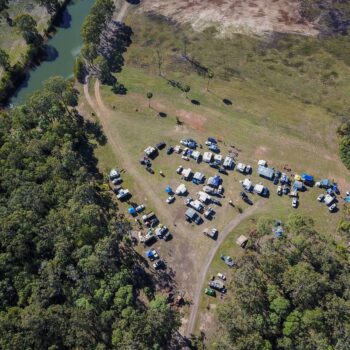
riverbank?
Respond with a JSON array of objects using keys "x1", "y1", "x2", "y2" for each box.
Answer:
[{"x1": 0, "y1": 0, "x2": 73, "y2": 106}]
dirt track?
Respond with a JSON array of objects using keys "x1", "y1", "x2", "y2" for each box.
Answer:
[{"x1": 185, "y1": 200, "x2": 265, "y2": 337}]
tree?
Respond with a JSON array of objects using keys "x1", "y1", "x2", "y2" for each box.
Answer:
[
  {"x1": 0, "y1": 48, "x2": 10, "y2": 70},
  {"x1": 35, "y1": 0, "x2": 59, "y2": 14},
  {"x1": 146, "y1": 92, "x2": 153, "y2": 108},
  {"x1": 0, "y1": 0, "x2": 8, "y2": 12},
  {"x1": 93, "y1": 56, "x2": 114, "y2": 85},
  {"x1": 183, "y1": 85, "x2": 190, "y2": 99},
  {"x1": 14, "y1": 14, "x2": 42, "y2": 45},
  {"x1": 74, "y1": 56, "x2": 87, "y2": 83},
  {"x1": 207, "y1": 71, "x2": 214, "y2": 91}
]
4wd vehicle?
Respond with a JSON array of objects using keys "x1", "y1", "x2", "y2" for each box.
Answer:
[
  {"x1": 156, "y1": 142, "x2": 166, "y2": 150},
  {"x1": 211, "y1": 198, "x2": 221, "y2": 206},
  {"x1": 273, "y1": 177, "x2": 279, "y2": 185},
  {"x1": 176, "y1": 165, "x2": 183, "y2": 174},
  {"x1": 166, "y1": 146, "x2": 174, "y2": 155},
  {"x1": 204, "y1": 207, "x2": 214, "y2": 219},
  {"x1": 156, "y1": 225, "x2": 168, "y2": 238},
  {"x1": 282, "y1": 186, "x2": 290, "y2": 195},
  {"x1": 135, "y1": 204, "x2": 145, "y2": 213},
  {"x1": 221, "y1": 254, "x2": 235, "y2": 267},
  {"x1": 277, "y1": 186, "x2": 282, "y2": 196},
  {"x1": 153, "y1": 259, "x2": 165, "y2": 270},
  {"x1": 217, "y1": 273, "x2": 226, "y2": 280},
  {"x1": 163, "y1": 231, "x2": 172, "y2": 241},
  {"x1": 166, "y1": 196, "x2": 175, "y2": 204},
  {"x1": 292, "y1": 197, "x2": 298, "y2": 208},
  {"x1": 329, "y1": 203, "x2": 337, "y2": 212},
  {"x1": 209, "y1": 279, "x2": 226, "y2": 292}
]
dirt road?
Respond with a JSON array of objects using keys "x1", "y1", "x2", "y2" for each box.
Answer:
[{"x1": 185, "y1": 200, "x2": 265, "y2": 337}]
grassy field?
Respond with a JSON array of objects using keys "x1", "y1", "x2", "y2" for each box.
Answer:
[{"x1": 79, "y1": 8, "x2": 350, "y2": 338}]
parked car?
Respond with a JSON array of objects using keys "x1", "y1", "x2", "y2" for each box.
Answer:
[
  {"x1": 282, "y1": 186, "x2": 290, "y2": 195},
  {"x1": 277, "y1": 186, "x2": 282, "y2": 196},
  {"x1": 181, "y1": 155, "x2": 190, "y2": 161},
  {"x1": 211, "y1": 198, "x2": 221, "y2": 206},
  {"x1": 217, "y1": 273, "x2": 227, "y2": 281},
  {"x1": 176, "y1": 165, "x2": 183, "y2": 174},
  {"x1": 329, "y1": 203, "x2": 337, "y2": 212},
  {"x1": 221, "y1": 254, "x2": 235, "y2": 267},
  {"x1": 135, "y1": 204, "x2": 145, "y2": 213},
  {"x1": 292, "y1": 197, "x2": 298, "y2": 208},
  {"x1": 166, "y1": 196, "x2": 175, "y2": 204},
  {"x1": 146, "y1": 249, "x2": 159, "y2": 261},
  {"x1": 166, "y1": 146, "x2": 174, "y2": 155},
  {"x1": 217, "y1": 185, "x2": 224, "y2": 195},
  {"x1": 218, "y1": 167, "x2": 227, "y2": 174},
  {"x1": 163, "y1": 231, "x2": 172, "y2": 241},
  {"x1": 204, "y1": 207, "x2": 214, "y2": 219},
  {"x1": 156, "y1": 142, "x2": 166, "y2": 150},
  {"x1": 153, "y1": 259, "x2": 165, "y2": 270},
  {"x1": 317, "y1": 194, "x2": 325, "y2": 202},
  {"x1": 273, "y1": 177, "x2": 279, "y2": 185},
  {"x1": 156, "y1": 225, "x2": 168, "y2": 238}
]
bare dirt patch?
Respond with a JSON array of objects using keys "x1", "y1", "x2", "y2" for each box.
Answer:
[
  {"x1": 139, "y1": 0, "x2": 318, "y2": 37},
  {"x1": 175, "y1": 109, "x2": 207, "y2": 132}
]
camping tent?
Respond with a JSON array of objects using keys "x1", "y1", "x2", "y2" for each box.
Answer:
[
  {"x1": 165, "y1": 186, "x2": 172, "y2": 194},
  {"x1": 128, "y1": 207, "x2": 136, "y2": 215}
]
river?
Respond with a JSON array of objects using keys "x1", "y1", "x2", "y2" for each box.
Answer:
[{"x1": 11, "y1": 0, "x2": 94, "y2": 105}]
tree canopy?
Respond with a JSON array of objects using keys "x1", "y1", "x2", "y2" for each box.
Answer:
[
  {"x1": 0, "y1": 76, "x2": 180, "y2": 349},
  {"x1": 216, "y1": 214, "x2": 350, "y2": 350}
]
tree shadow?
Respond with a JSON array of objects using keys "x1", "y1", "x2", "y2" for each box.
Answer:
[
  {"x1": 44, "y1": 45, "x2": 59, "y2": 62},
  {"x1": 158, "y1": 112, "x2": 167, "y2": 118},
  {"x1": 85, "y1": 120, "x2": 107, "y2": 146},
  {"x1": 223, "y1": 98, "x2": 232, "y2": 105},
  {"x1": 191, "y1": 99, "x2": 200, "y2": 105}
]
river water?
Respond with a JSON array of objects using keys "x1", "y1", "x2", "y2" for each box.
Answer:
[{"x1": 11, "y1": 0, "x2": 94, "y2": 105}]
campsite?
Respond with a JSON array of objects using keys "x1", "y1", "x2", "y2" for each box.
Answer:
[{"x1": 77, "y1": 0, "x2": 350, "y2": 342}]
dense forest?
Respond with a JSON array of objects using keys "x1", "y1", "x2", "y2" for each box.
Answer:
[
  {"x1": 0, "y1": 76, "x2": 179, "y2": 349},
  {"x1": 215, "y1": 215, "x2": 350, "y2": 350}
]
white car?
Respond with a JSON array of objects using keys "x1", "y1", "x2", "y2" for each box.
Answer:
[
  {"x1": 217, "y1": 273, "x2": 227, "y2": 281},
  {"x1": 292, "y1": 198, "x2": 298, "y2": 208},
  {"x1": 166, "y1": 196, "x2": 175, "y2": 204},
  {"x1": 277, "y1": 186, "x2": 282, "y2": 196},
  {"x1": 135, "y1": 204, "x2": 145, "y2": 212},
  {"x1": 329, "y1": 203, "x2": 337, "y2": 212},
  {"x1": 176, "y1": 165, "x2": 183, "y2": 174}
]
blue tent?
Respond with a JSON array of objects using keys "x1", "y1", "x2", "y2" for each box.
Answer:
[
  {"x1": 344, "y1": 196, "x2": 350, "y2": 203},
  {"x1": 146, "y1": 250, "x2": 155, "y2": 258},
  {"x1": 301, "y1": 173, "x2": 314, "y2": 184},
  {"x1": 128, "y1": 207, "x2": 136, "y2": 215},
  {"x1": 165, "y1": 186, "x2": 172, "y2": 194}
]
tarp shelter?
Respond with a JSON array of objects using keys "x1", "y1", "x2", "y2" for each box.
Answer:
[
  {"x1": 193, "y1": 172, "x2": 205, "y2": 184},
  {"x1": 176, "y1": 184, "x2": 187, "y2": 195},
  {"x1": 203, "y1": 152, "x2": 213, "y2": 163},
  {"x1": 182, "y1": 168, "x2": 192, "y2": 180},
  {"x1": 223, "y1": 156, "x2": 234, "y2": 168},
  {"x1": 128, "y1": 207, "x2": 136, "y2": 215},
  {"x1": 165, "y1": 186, "x2": 172, "y2": 194},
  {"x1": 191, "y1": 150, "x2": 201, "y2": 161},
  {"x1": 257, "y1": 165, "x2": 274, "y2": 180},
  {"x1": 319, "y1": 179, "x2": 332, "y2": 188},
  {"x1": 344, "y1": 196, "x2": 350, "y2": 203},
  {"x1": 258, "y1": 160, "x2": 267, "y2": 167},
  {"x1": 236, "y1": 235, "x2": 248, "y2": 248},
  {"x1": 185, "y1": 208, "x2": 197, "y2": 220},
  {"x1": 198, "y1": 191, "x2": 211, "y2": 203},
  {"x1": 324, "y1": 194, "x2": 335, "y2": 206},
  {"x1": 243, "y1": 178, "x2": 253, "y2": 191},
  {"x1": 301, "y1": 173, "x2": 314, "y2": 185}
]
